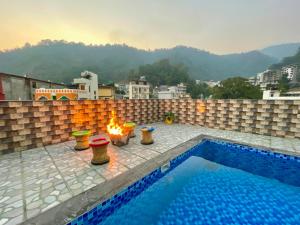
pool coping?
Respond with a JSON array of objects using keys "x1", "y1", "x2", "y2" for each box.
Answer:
[{"x1": 21, "y1": 134, "x2": 298, "y2": 225}]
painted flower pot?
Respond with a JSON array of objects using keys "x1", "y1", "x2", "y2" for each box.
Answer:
[
  {"x1": 164, "y1": 117, "x2": 174, "y2": 125},
  {"x1": 123, "y1": 122, "x2": 136, "y2": 138},
  {"x1": 141, "y1": 127, "x2": 155, "y2": 145},
  {"x1": 164, "y1": 112, "x2": 175, "y2": 125},
  {"x1": 90, "y1": 138, "x2": 110, "y2": 165},
  {"x1": 72, "y1": 130, "x2": 91, "y2": 151}
]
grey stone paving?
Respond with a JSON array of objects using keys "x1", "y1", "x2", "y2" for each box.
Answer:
[{"x1": 0, "y1": 123, "x2": 299, "y2": 225}]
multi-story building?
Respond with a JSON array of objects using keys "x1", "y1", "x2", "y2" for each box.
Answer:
[
  {"x1": 281, "y1": 65, "x2": 298, "y2": 81},
  {"x1": 256, "y1": 70, "x2": 281, "y2": 90},
  {"x1": 73, "y1": 71, "x2": 98, "y2": 100},
  {"x1": 128, "y1": 76, "x2": 150, "y2": 99},
  {"x1": 98, "y1": 85, "x2": 116, "y2": 100},
  {"x1": 157, "y1": 83, "x2": 190, "y2": 99},
  {"x1": 0, "y1": 72, "x2": 67, "y2": 100}
]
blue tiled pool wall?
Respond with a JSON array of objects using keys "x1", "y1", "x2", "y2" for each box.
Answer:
[
  {"x1": 69, "y1": 139, "x2": 300, "y2": 225},
  {"x1": 197, "y1": 139, "x2": 300, "y2": 187},
  {"x1": 68, "y1": 143, "x2": 203, "y2": 225},
  {"x1": 68, "y1": 168, "x2": 163, "y2": 225}
]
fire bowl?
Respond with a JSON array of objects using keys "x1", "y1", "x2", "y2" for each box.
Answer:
[
  {"x1": 108, "y1": 133, "x2": 130, "y2": 147},
  {"x1": 90, "y1": 138, "x2": 110, "y2": 165},
  {"x1": 72, "y1": 130, "x2": 91, "y2": 151}
]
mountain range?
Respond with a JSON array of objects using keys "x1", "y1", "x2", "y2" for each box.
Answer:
[{"x1": 0, "y1": 40, "x2": 299, "y2": 83}]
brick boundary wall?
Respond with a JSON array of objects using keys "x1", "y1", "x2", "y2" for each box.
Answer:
[{"x1": 0, "y1": 99, "x2": 299, "y2": 154}]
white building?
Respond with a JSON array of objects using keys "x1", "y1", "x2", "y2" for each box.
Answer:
[
  {"x1": 158, "y1": 86, "x2": 179, "y2": 99},
  {"x1": 263, "y1": 90, "x2": 300, "y2": 100},
  {"x1": 157, "y1": 83, "x2": 190, "y2": 99},
  {"x1": 128, "y1": 76, "x2": 150, "y2": 99},
  {"x1": 195, "y1": 80, "x2": 219, "y2": 87},
  {"x1": 282, "y1": 65, "x2": 298, "y2": 81},
  {"x1": 73, "y1": 71, "x2": 98, "y2": 100}
]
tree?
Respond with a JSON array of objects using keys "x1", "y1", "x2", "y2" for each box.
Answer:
[
  {"x1": 187, "y1": 81, "x2": 211, "y2": 99},
  {"x1": 127, "y1": 59, "x2": 190, "y2": 86},
  {"x1": 212, "y1": 77, "x2": 262, "y2": 99},
  {"x1": 277, "y1": 74, "x2": 290, "y2": 93}
]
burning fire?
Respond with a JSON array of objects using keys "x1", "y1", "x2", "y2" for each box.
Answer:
[{"x1": 107, "y1": 111, "x2": 123, "y2": 136}]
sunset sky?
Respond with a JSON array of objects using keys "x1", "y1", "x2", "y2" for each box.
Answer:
[{"x1": 1, "y1": 0, "x2": 300, "y2": 54}]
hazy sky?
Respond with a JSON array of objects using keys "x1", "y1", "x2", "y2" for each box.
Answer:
[{"x1": 1, "y1": 0, "x2": 300, "y2": 54}]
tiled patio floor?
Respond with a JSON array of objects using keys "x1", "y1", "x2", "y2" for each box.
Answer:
[{"x1": 0, "y1": 123, "x2": 299, "y2": 225}]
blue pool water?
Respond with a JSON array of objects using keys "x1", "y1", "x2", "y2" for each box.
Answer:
[{"x1": 70, "y1": 140, "x2": 300, "y2": 225}]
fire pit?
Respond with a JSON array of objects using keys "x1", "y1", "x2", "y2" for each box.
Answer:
[{"x1": 107, "y1": 111, "x2": 130, "y2": 146}]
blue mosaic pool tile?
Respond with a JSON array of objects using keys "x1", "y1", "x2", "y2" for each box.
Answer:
[{"x1": 69, "y1": 139, "x2": 300, "y2": 225}]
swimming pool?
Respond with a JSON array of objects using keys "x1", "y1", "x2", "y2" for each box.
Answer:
[{"x1": 69, "y1": 139, "x2": 300, "y2": 225}]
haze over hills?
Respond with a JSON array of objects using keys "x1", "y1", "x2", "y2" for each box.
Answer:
[
  {"x1": 271, "y1": 47, "x2": 300, "y2": 70},
  {"x1": 1, "y1": 40, "x2": 298, "y2": 84},
  {"x1": 260, "y1": 43, "x2": 300, "y2": 61}
]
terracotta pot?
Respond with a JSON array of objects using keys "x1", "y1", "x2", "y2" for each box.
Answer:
[
  {"x1": 141, "y1": 127, "x2": 155, "y2": 145},
  {"x1": 72, "y1": 130, "x2": 91, "y2": 151},
  {"x1": 90, "y1": 138, "x2": 110, "y2": 165}
]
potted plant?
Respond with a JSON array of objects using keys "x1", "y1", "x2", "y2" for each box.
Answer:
[{"x1": 164, "y1": 112, "x2": 175, "y2": 125}]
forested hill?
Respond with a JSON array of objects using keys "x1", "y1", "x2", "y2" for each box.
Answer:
[
  {"x1": 270, "y1": 48, "x2": 300, "y2": 69},
  {"x1": 0, "y1": 40, "x2": 277, "y2": 83}
]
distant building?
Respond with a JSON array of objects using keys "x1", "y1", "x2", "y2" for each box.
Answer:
[
  {"x1": 73, "y1": 71, "x2": 98, "y2": 100},
  {"x1": 263, "y1": 90, "x2": 300, "y2": 100},
  {"x1": 35, "y1": 88, "x2": 84, "y2": 100},
  {"x1": 281, "y1": 65, "x2": 298, "y2": 81},
  {"x1": 34, "y1": 71, "x2": 99, "y2": 101},
  {"x1": 128, "y1": 76, "x2": 150, "y2": 99},
  {"x1": 256, "y1": 70, "x2": 281, "y2": 90},
  {"x1": 248, "y1": 76, "x2": 258, "y2": 86},
  {"x1": 195, "y1": 80, "x2": 220, "y2": 87},
  {"x1": 98, "y1": 85, "x2": 116, "y2": 100},
  {"x1": 115, "y1": 82, "x2": 129, "y2": 99},
  {"x1": 157, "y1": 83, "x2": 190, "y2": 99},
  {"x1": 0, "y1": 72, "x2": 67, "y2": 100}
]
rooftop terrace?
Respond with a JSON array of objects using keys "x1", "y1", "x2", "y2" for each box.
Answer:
[
  {"x1": 0, "y1": 99, "x2": 300, "y2": 224},
  {"x1": 1, "y1": 123, "x2": 300, "y2": 225}
]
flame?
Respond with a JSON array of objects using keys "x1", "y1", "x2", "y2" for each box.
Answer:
[{"x1": 107, "y1": 111, "x2": 123, "y2": 136}]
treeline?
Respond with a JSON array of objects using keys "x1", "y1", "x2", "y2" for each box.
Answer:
[{"x1": 0, "y1": 40, "x2": 276, "y2": 83}]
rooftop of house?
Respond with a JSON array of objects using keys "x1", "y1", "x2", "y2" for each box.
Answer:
[{"x1": 0, "y1": 123, "x2": 299, "y2": 225}]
